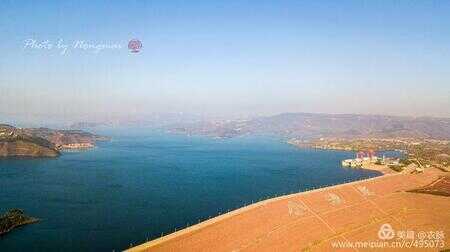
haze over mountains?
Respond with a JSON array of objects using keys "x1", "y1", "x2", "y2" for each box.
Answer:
[
  {"x1": 4, "y1": 112, "x2": 449, "y2": 158},
  {"x1": 168, "y1": 113, "x2": 450, "y2": 140}
]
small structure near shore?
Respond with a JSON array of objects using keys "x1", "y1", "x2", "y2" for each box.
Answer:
[
  {"x1": 60, "y1": 142, "x2": 95, "y2": 149},
  {"x1": 341, "y1": 151, "x2": 380, "y2": 168}
]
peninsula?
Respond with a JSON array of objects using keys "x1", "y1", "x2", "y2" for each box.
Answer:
[
  {"x1": 0, "y1": 124, "x2": 109, "y2": 158},
  {"x1": 288, "y1": 137, "x2": 450, "y2": 173}
]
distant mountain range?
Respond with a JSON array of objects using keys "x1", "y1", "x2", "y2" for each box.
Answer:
[{"x1": 169, "y1": 113, "x2": 450, "y2": 140}]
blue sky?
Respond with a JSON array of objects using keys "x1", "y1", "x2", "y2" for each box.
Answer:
[{"x1": 1, "y1": 0, "x2": 449, "y2": 122}]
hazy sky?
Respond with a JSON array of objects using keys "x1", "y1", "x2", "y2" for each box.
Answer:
[{"x1": 1, "y1": 1, "x2": 449, "y2": 123}]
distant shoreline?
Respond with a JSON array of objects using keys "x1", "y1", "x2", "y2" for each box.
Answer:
[{"x1": 287, "y1": 140, "x2": 397, "y2": 175}]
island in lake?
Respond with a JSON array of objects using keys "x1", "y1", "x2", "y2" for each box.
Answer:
[
  {"x1": 0, "y1": 124, "x2": 109, "y2": 158},
  {"x1": 0, "y1": 209, "x2": 39, "y2": 236}
]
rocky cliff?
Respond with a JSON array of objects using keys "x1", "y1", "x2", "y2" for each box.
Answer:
[
  {"x1": 22, "y1": 128, "x2": 110, "y2": 149},
  {"x1": 0, "y1": 124, "x2": 109, "y2": 158},
  {"x1": 0, "y1": 126, "x2": 59, "y2": 158}
]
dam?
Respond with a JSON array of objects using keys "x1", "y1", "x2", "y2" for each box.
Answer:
[{"x1": 128, "y1": 168, "x2": 450, "y2": 251}]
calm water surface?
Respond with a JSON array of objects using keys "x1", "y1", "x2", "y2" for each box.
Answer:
[{"x1": 0, "y1": 129, "x2": 382, "y2": 251}]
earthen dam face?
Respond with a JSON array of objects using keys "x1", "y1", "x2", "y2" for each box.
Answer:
[{"x1": 128, "y1": 168, "x2": 450, "y2": 252}]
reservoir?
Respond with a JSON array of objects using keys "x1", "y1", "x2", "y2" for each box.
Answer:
[{"x1": 0, "y1": 129, "x2": 381, "y2": 251}]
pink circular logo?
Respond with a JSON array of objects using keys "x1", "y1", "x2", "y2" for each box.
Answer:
[{"x1": 128, "y1": 39, "x2": 142, "y2": 53}]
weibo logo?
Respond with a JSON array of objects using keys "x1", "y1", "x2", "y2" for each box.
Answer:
[{"x1": 128, "y1": 39, "x2": 142, "y2": 53}]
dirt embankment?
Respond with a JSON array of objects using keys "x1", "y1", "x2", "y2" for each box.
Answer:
[{"x1": 128, "y1": 168, "x2": 450, "y2": 252}]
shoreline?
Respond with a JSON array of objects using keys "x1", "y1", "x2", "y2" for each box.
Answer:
[
  {"x1": 286, "y1": 141, "x2": 398, "y2": 175},
  {"x1": 354, "y1": 163, "x2": 395, "y2": 174}
]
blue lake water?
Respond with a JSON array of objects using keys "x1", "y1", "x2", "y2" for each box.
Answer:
[{"x1": 0, "y1": 129, "x2": 383, "y2": 251}]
